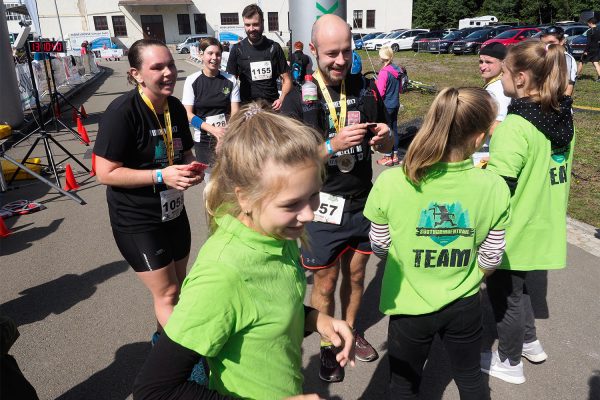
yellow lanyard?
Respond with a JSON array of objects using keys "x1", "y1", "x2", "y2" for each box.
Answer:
[
  {"x1": 138, "y1": 86, "x2": 174, "y2": 166},
  {"x1": 483, "y1": 75, "x2": 502, "y2": 90},
  {"x1": 313, "y1": 70, "x2": 346, "y2": 134}
]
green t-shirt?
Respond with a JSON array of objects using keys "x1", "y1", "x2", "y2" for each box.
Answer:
[
  {"x1": 165, "y1": 214, "x2": 306, "y2": 400},
  {"x1": 488, "y1": 114, "x2": 574, "y2": 270},
  {"x1": 364, "y1": 160, "x2": 510, "y2": 315}
]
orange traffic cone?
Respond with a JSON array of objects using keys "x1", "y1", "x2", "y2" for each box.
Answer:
[
  {"x1": 90, "y1": 152, "x2": 96, "y2": 176},
  {"x1": 76, "y1": 116, "x2": 90, "y2": 145},
  {"x1": 80, "y1": 105, "x2": 88, "y2": 119},
  {"x1": 63, "y1": 164, "x2": 80, "y2": 191},
  {"x1": 0, "y1": 216, "x2": 11, "y2": 238},
  {"x1": 72, "y1": 108, "x2": 78, "y2": 123}
]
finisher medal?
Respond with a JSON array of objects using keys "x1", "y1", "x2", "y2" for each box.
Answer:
[{"x1": 336, "y1": 154, "x2": 355, "y2": 173}]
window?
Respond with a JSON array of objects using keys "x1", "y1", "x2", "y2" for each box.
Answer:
[
  {"x1": 94, "y1": 16, "x2": 108, "y2": 31},
  {"x1": 112, "y1": 15, "x2": 127, "y2": 37},
  {"x1": 177, "y1": 14, "x2": 191, "y2": 35},
  {"x1": 194, "y1": 13, "x2": 207, "y2": 34},
  {"x1": 353, "y1": 10, "x2": 363, "y2": 29},
  {"x1": 5, "y1": 3, "x2": 31, "y2": 22},
  {"x1": 220, "y1": 13, "x2": 239, "y2": 26},
  {"x1": 268, "y1": 12, "x2": 279, "y2": 32},
  {"x1": 366, "y1": 10, "x2": 375, "y2": 28}
]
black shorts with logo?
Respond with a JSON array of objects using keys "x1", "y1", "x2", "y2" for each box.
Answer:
[
  {"x1": 112, "y1": 211, "x2": 191, "y2": 272},
  {"x1": 301, "y1": 199, "x2": 372, "y2": 270}
]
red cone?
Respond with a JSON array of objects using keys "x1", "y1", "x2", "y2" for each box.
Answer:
[
  {"x1": 90, "y1": 152, "x2": 96, "y2": 176},
  {"x1": 80, "y1": 105, "x2": 88, "y2": 119},
  {"x1": 0, "y1": 216, "x2": 11, "y2": 238},
  {"x1": 63, "y1": 164, "x2": 80, "y2": 191},
  {"x1": 76, "y1": 116, "x2": 90, "y2": 145},
  {"x1": 72, "y1": 108, "x2": 78, "y2": 123}
]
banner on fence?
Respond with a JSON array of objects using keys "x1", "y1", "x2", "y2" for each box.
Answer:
[{"x1": 100, "y1": 48, "x2": 123, "y2": 59}]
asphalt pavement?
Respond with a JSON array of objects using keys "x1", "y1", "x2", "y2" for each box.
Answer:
[{"x1": 1, "y1": 54, "x2": 599, "y2": 400}]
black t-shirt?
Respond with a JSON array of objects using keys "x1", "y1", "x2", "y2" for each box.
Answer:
[
  {"x1": 226, "y1": 37, "x2": 288, "y2": 102},
  {"x1": 281, "y1": 73, "x2": 386, "y2": 197},
  {"x1": 184, "y1": 71, "x2": 237, "y2": 163},
  {"x1": 94, "y1": 89, "x2": 194, "y2": 233},
  {"x1": 585, "y1": 27, "x2": 600, "y2": 52}
]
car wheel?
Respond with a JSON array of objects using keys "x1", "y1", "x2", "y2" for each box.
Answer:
[
  {"x1": 181, "y1": 48, "x2": 189, "y2": 54},
  {"x1": 392, "y1": 44, "x2": 399, "y2": 52}
]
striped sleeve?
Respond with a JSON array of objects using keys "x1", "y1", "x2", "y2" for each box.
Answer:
[
  {"x1": 369, "y1": 222, "x2": 391, "y2": 259},
  {"x1": 477, "y1": 229, "x2": 506, "y2": 270}
]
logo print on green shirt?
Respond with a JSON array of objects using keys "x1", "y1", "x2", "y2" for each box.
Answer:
[{"x1": 416, "y1": 202, "x2": 474, "y2": 246}]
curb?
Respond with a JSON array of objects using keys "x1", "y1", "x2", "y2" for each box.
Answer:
[{"x1": 566, "y1": 216, "x2": 600, "y2": 257}]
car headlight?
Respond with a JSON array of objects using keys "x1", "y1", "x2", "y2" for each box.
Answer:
[{"x1": 466, "y1": 42, "x2": 474, "y2": 46}]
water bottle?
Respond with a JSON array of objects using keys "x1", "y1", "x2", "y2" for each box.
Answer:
[{"x1": 301, "y1": 75, "x2": 318, "y2": 104}]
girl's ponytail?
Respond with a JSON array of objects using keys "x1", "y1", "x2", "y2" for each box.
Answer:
[
  {"x1": 539, "y1": 43, "x2": 567, "y2": 112},
  {"x1": 403, "y1": 87, "x2": 495, "y2": 185},
  {"x1": 403, "y1": 88, "x2": 459, "y2": 185}
]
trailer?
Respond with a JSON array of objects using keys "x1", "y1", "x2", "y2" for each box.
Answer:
[{"x1": 458, "y1": 16, "x2": 498, "y2": 30}]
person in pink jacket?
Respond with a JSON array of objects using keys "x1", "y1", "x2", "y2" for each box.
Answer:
[{"x1": 376, "y1": 46, "x2": 404, "y2": 166}]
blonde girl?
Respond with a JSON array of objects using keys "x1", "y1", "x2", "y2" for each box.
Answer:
[
  {"x1": 134, "y1": 103, "x2": 355, "y2": 400},
  {"x1": 482, "y1": 40, "x2": 574, "y2": 385},
  {"x1": 364, "y1": 87, "x2": 511, "y2": 400}
]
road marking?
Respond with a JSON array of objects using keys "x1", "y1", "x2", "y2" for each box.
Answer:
[{"x1": 573, "y1": 105, "x2": 600, "y2": 112}]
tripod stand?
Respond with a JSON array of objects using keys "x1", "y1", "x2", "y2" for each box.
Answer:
[
  {"x1": 4, "y1": 41, "x2": 87, "y2": 204},
  {"x1": 12, "y1": 52, "x2": 89, "y2": 148}
]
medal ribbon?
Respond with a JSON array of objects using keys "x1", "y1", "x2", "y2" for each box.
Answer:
[
  {"x1": 138, "y1": 86, "x2": 174, "y2": 166},
  {"x1": 313, "y1": 70, "x2": 346, "y2": 134}
]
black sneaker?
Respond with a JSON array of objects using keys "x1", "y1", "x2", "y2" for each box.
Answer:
[{"x1": 319, "y1": 345, "x2": 344, "y2": 383}]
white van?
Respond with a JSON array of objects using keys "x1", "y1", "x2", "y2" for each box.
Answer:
[{"x1": 176, "y1": 34, "x2": 213, "y2": 54}]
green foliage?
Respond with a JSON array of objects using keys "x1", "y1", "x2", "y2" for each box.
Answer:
[{"x1": 413, "y1": 0, "x2": 600, "y2": 27}]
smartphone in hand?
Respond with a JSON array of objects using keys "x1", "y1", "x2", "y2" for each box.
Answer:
[{"x1": 187, "y1": 163, "x2": 209, "y2": 174}]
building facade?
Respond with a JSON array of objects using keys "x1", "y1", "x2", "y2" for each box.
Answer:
[{"x1": 4, "y1": 0, "x2": 413, "y2": 48}]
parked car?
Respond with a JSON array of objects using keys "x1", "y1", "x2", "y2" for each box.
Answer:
[
  {"x1": 436, "y1": 28, "x2": 485, "y2": 53},
  {"x1": 533, "y1": 24, "x2": 588, "y2": 40},
  {"x1": 354, "y1": 31, "x2": 382, "y2": 50},
  {"x1": 452, "y1": 26, "x2": 513, "y2": 54},
  {"x1": 363, "y1": 32, "x2": 393, "y2": 50},
  {"x1": 365, "y1": 30, "x2": 410, "y2": 51},
  {"x1": 383, "y1": 29, "x2": 429, "y2": 51},
  {"x1": 411, "y1": 30, "x2": 446, "y2": 52},
  {"x1": 569, "y1": 32, "x2": 588, "y2": 60},
  {"x1": 481, "y1": 27, "x2": 540, "y2": 49},
  {"x1": 176, "y1": 34, "x2": 213, "y2": 53}
]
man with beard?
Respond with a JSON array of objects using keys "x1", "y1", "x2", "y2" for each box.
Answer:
[
  {"x1": 281, "y1": 14, "x2": 392, "y2": 383},
  {"x1": 226, "y1": 4, "x2": 291, "y2": 110}
]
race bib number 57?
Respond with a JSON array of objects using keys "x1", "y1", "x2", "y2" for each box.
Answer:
[
  {"x1": 313, "y1": 193, "x2": 345, "y2": 225},
  {"x1": 250, "y1": 61, "x2": 272, "y2": 81}
]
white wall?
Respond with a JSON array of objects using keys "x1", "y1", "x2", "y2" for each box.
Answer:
[{"x1": 347, "y1": 0, "x2": 413, "y2": 33}]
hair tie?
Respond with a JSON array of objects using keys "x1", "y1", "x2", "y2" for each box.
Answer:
[{"x1": 243, "y1": 103, "x2": 263, "y2": 121}]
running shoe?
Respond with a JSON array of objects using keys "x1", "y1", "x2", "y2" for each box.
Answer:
[
  {"x1": 319, "y1": 345, "x2": 344, "y2": 383},
  {"x1": 354, "y1": 332, "x2": 379, "y2": 362},
  {"x1": 522, "y1": 340, "x2": 548, "y2": 363},
  {"x1": 376, "y1": 155, "x2": 395, "y2": 166},
  {"x1": 481, "y1": 350, "x2": 526, "y2": 384}
]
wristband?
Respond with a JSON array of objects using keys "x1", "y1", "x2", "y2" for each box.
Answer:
[
  {"x1": 156, "y1": 169, "x2": 163, "y2": 184},
  {"x1": 190, "y1": 115, "x2": 204, "y2": 130},
  {"x1": 325, "y1": 139, "x2": 334, "y2": 155}
]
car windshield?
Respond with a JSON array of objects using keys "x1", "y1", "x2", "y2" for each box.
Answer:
[
  {"x1": 494, "y1": 29, "x2": 520, "y2": 39},
  {"x1": 385, "y1": 31, "x2": 402, "y2": 38},
  {"x1": 374, "y1": 33, "x2": 388, "y2": 39},
  {"x1": 361, "y1": 32, "x2": 381, "y2": 41},
  {"x1": 465, "y1": 30, "x2": 490, "y2": 39},
  {"x1": 442, "y1": 31, "x2": 462, "y2": 39}
]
